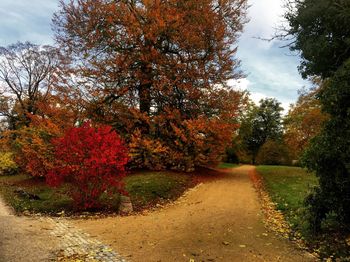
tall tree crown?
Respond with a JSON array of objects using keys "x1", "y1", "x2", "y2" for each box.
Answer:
[
  {"x1": 53, "y1": 0, "x2": 248, "y2": 116},
  {"x1": 285, "y1": 0, "x2": 350, "y2": 78}
]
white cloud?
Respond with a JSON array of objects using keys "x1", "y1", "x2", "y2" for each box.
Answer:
[
  {"x1": 0, "y1": 0, "x2": 58, "y2": 46},
  {"x1": 241, "y1": 0, "x2": 286, "y2": 50},
  {"x1": 227, "y1": 78, "x2": 252, "y2": 90},
  {"x1": 236, "y1": 0, "x2": 309, "y2": 109},
  {"x1": 250, "y1": 92, "x2": 268, "y2": 104}
]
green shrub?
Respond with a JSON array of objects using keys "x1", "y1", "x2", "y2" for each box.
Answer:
[
  {"x1": 256, "y1": 140, "x2": 291, "y2": 165},
  {"x1": 0, "y1": 152, "x2": 18, "y2": 175}
]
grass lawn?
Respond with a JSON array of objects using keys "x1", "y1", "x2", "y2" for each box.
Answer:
[
  {"x1": 256, "y1": 166, "x2": 317, "y2": 212},
  {"x1": 0, "y1": 175, "x2": 73, "y2": 214},
  {"x1": 0, "y1": 171, "x2": 194, "y2": 215},
  {"x1": 256, "y1": 165, "x2": 318, "y2": 230},
  {"x1": 217, "y1": 162, "x2": 239, "y2": 169},
  {"x1": 125, "y1": 171, "x2": 193, "y2": 211},
  {"x1": 256, "y1": 166, "x2": 350, "y2": 259}
]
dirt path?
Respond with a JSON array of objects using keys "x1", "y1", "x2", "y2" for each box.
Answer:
[
  {"x1": 72, "y1": 165, "x2": 315, "y2": 262},
  {"x1": 0, "y1": 196, "x2": 126, "y2": 261},
  {"x1": 0, "y1": 196, "x2": 59, "y2": 261}
]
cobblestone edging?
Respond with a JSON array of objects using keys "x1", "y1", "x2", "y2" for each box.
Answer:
[{"x1": 47, "y1": 218, "x2": 126, "y2": 262}]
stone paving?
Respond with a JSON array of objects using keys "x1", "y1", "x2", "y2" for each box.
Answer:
[{"x1": 47, "y1": 217, "x2": 127, "y2": 262}]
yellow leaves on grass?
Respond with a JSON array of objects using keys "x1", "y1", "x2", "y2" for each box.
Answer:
[{"x1": 249, "y1": 169, "x2": 308, "y2": 252}]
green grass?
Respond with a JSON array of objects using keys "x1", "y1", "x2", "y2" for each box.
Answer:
[
  {"x1": 256, "y1": 166, "x2": 317, "y2": 212},
  {"x1": 125, "y1": 171, "x2": 192, "y2": 211},
  {"x1": 256, "y1": 165, "x2": 318, "y2": 229},
  {"x1": 217, "y1": 162, "x2": 239, "y2": 169},
  {"x1": 0, "y1": 175, "x2": 74, "y2": 214},
  {"x1": 0, "y1": 171, "x2": 193, "y2": 214},
  {"x1": 256, "y1": 166, "x2": 350, "y2": 259}
]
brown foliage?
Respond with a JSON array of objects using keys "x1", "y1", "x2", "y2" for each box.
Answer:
[
  {"x1": 53, "y1": 0, "x2": 248, "y2": 170},
  {"x1": 256, "y1": 140, "x2": 291, "y2": 166},
  {"x1": 2, "y1": 95, "x2": 78, "y2": 177},
  {"x1": 284, "y1": 85, "x2": 329, "y2": 160}
]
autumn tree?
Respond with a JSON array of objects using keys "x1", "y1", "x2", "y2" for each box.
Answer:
[
  {"x1": 0, "y1": 42, "x2": 61, "y2": 129},
  {"x1": 239, "y1": 98, "x2": 284, "y2": 164},
  {"x1": 2, "y1": 95, "x2": 79, "y2": 177},
  {"x1": 284, "y1": 0, "x2": 350, "y2": 231},
  {"x1": 53, "y1": 0, "x2": 248, "y2": 171},
  {"x1": 284, "y1": 83, "x2": 328, "y2": 160}
]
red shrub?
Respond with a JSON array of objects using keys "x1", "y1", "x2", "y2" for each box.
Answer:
[{"x1": 47, "y1": 122, "x2": 129, "y2": 209}]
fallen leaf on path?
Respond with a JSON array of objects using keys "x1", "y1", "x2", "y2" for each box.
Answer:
[
  {"x1": 222, "y1": 241, "x2": 230, "y2": 245},
  {"x1": 346, "y1": 237, "x2": 350, "y2": 246}
]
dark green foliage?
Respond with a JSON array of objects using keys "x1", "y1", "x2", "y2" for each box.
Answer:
[
  {"x1": 285, "y1": 0, "x2": 350, "y2": 232},
  {"x1": 225, "y1": 147, "x2": 239, "y2": 164},
  {"x1": 240, "y1": 98, "x2": 284, "y2": 163},
  {"x1": 302, "y1": 60, "x2": 350, "y2": 230},
  {"x1": 285, "y1": 0, "x2": 350, "y2": 79}
]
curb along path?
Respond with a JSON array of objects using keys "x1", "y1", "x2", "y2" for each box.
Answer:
[{"x1": 49, "y1": 217, "x2": 126, "y2": 262}]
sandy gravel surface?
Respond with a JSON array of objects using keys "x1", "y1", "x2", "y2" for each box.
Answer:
[
  {"x1": 72, "y1": 165, "x2": 315, "y2": 262},
  {"x1": 0, "y1": 197, "x2": 59, "y2": 262}
]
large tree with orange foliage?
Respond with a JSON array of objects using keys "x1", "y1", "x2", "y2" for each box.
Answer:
[{"x1": 53, "y1": 0, "x2": 248, "y2": 170}]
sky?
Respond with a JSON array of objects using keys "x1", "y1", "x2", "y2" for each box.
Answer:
[
  {"x1": 234, "y1": 0, "x2": 310, "y2": 110},
  {"x1": 0, "y1": 0, "x2": 309, "y2": 111}
]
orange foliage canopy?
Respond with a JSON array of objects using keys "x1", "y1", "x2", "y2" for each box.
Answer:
[
  {"x1": 284, "y1": 86, "x2": 329, "y2": 159},
  {"x1": 53, "y1": 0, "x2": 248, "y2": 170},
  {"x1": 2, "y1": 95, "x2": 78, "y2": 177}
]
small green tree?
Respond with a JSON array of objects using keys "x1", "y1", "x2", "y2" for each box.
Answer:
[{"x1": 239, "y1": 98, "x2": 284, "y2": 164}]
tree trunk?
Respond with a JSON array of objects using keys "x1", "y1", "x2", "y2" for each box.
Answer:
[{"x1": 138, "y1": 83, "x2": 151, "y2": 115}]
